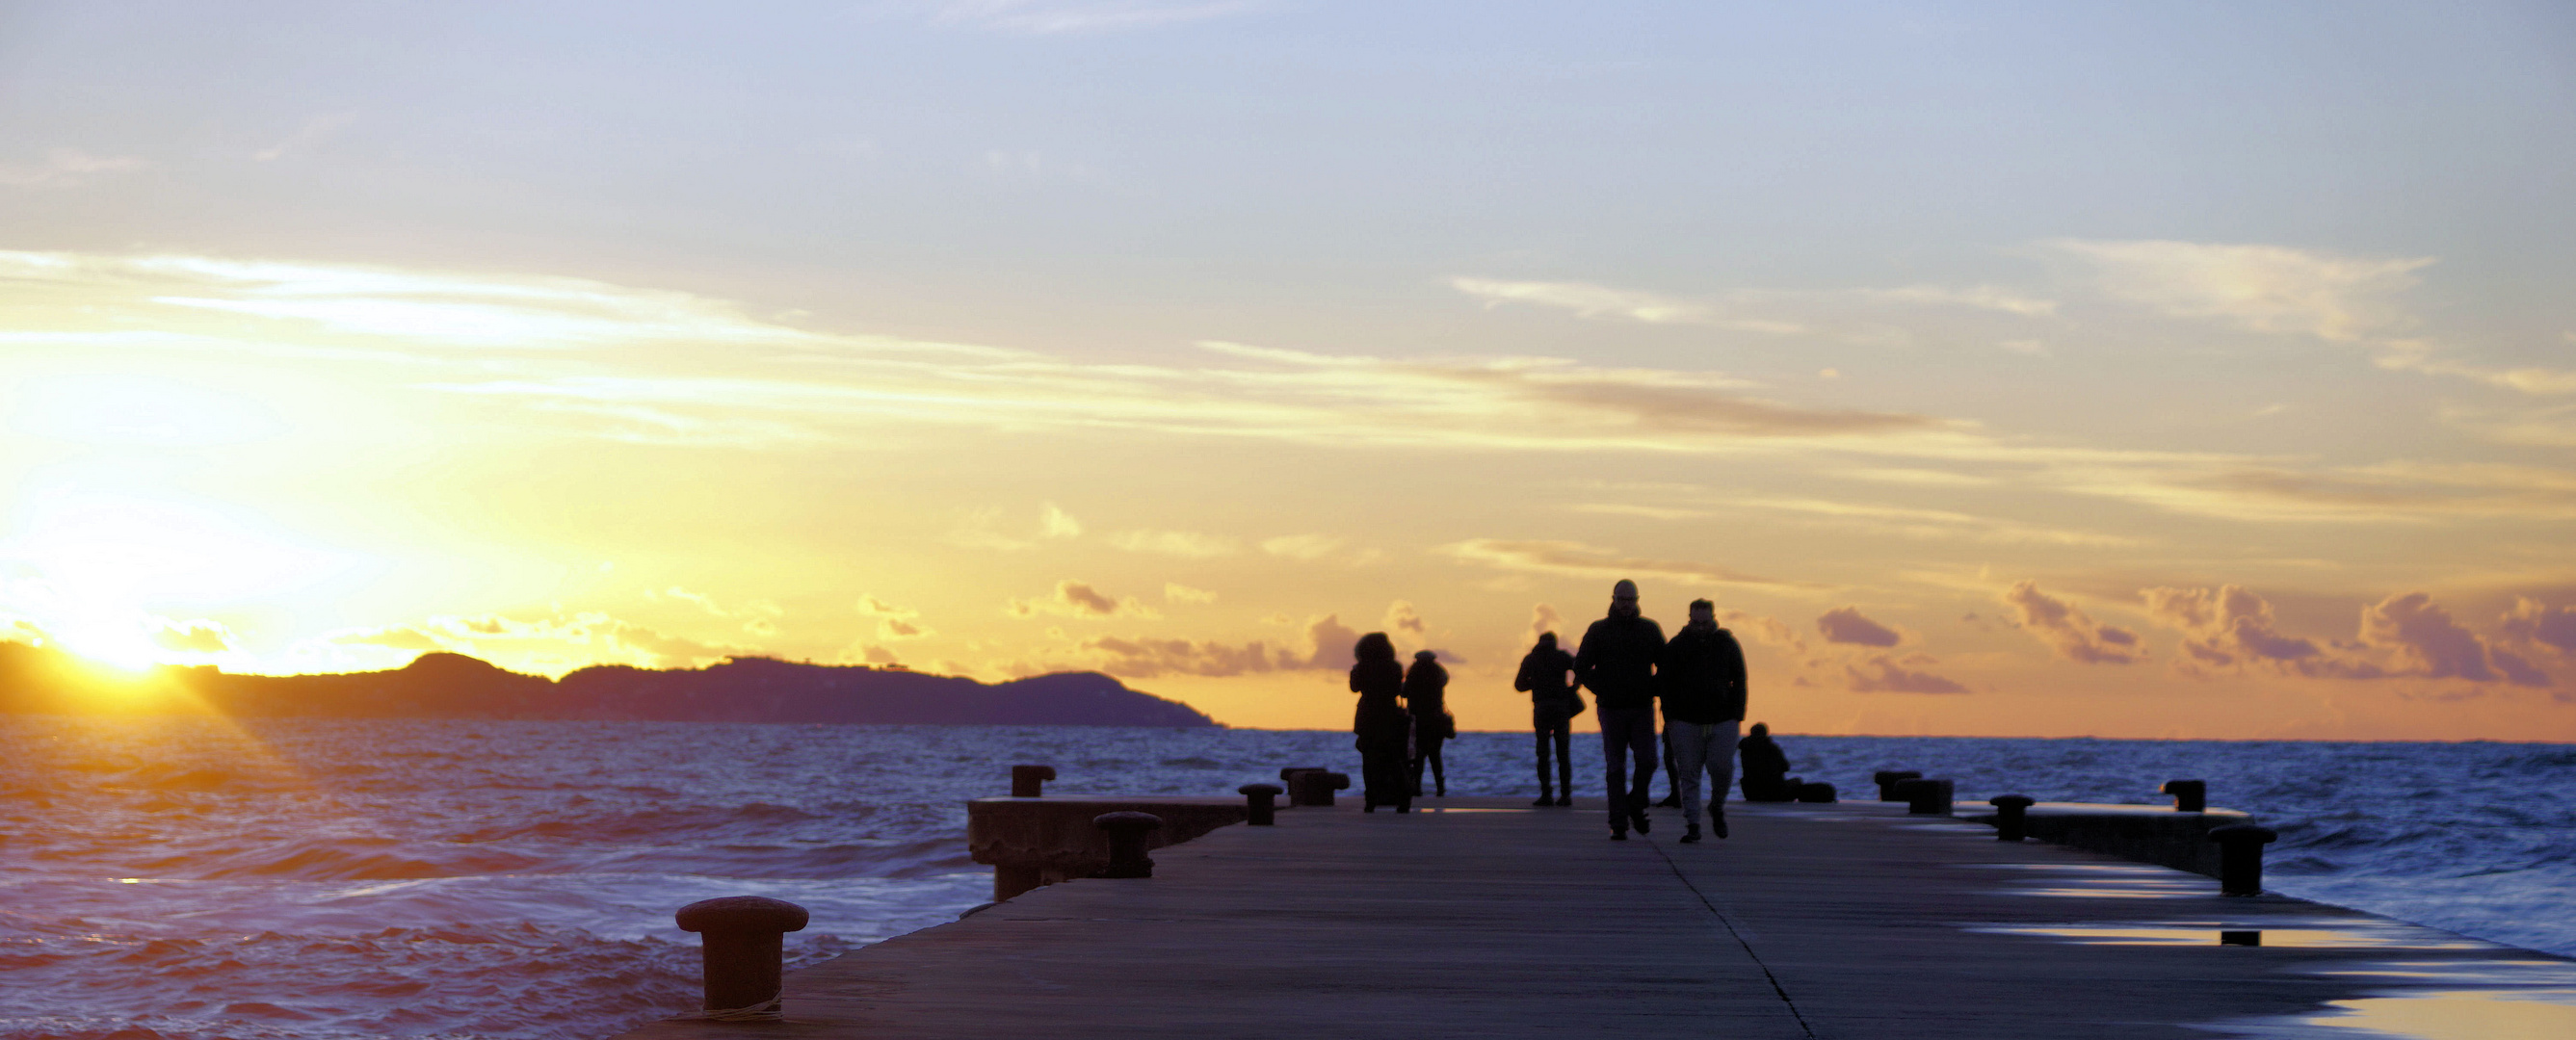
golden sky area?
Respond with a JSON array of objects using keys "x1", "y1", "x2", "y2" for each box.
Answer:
[{"x1": 2, "y1": 5, "x2": 2571, "y2": 739}]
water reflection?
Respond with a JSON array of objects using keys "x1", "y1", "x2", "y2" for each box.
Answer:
[
  {"x1": 1967, "y1": 920, "x2": 2499, "y2": 949},
  {"x1": 2206, "y1": 959, "x2": 2576, "y2": 1039}
]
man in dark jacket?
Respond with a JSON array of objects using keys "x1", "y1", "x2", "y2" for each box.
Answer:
[
  {"x1": 1514, "y1": 632, "x2": 1581, "y2": 806},
  {"x1": 1576, "y1": 579, "x2": 1665, "y2": 839},
  {"x1": 1661, "y1": 598, "x2": 1747, "y2": 842}
]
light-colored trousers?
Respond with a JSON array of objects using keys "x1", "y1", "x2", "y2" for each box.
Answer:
[{"x1": 1666, "y1": 719, "x2": 1742, "y2": 824}]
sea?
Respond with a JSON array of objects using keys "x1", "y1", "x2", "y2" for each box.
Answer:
[{"x1": 2, "y1": 716, "x2": 2570, "y2": 1040}]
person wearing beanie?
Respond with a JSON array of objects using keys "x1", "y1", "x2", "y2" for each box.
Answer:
[
  {"x1": 1660, "y1": 598, "x2": 1748, "y2": 842},
  {"x1": 1575, "y1": 578, "x2": 1666, "y2": 839}
]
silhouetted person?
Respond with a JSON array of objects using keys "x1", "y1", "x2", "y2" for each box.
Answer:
[
  {"x1": 1350, "y1": 632, "x2": 1411, "y2": 813},
  {"x1": 1661, "y1": 599, "x2": 1747, "y2": 842},
  {"x1": 1404, "y1": 650, "x2": 1451, "y2": 797},
  {"x1": 1738, "y1": 722, "x2": 1794, "y2": 802},
  {"x1": 1576, "y1": 579, "x2": 1664, "y2": 839},
  {"x1": 1514, "y1": 632, "x2": 1582, "y2": 806}
]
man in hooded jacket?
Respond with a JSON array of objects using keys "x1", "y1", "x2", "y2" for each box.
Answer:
[
  {"x1": 1661, "y1": 598, "x2": 1748, "y2": 842},
  {"x1": 1576, "y1": 579, "x2": 1664, "y2": 839}
]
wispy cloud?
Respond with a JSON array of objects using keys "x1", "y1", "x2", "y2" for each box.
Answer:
[
  {"x1": 1439, "y1": 538, "x2": 1817, "y2": 590},
  {"x1": 2002, "y1": 581, "x2": 2142, "y2": 664},
  {"x1": 2046, "y1": 238, "x2": 2430, "y2": 342},
  {"x1": 0, "y1": 148, "x2": 145, "y2": 189}
]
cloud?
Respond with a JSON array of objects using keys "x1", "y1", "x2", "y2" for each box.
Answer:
[
  {"x1": 1110, "y1": 530, "x2": 1240, "y2": 558},
  {"x1": 2359, "y1": 593, "x2": 2550, "y2": 688},
  {"x1": 2378, "y1": 340, "x2": 2576, "y2": 398},
  {"x1": 0, "y1": 148, "x2": 145, "y2": 189},
  {"x1": 2501, "y1": 598, "x2": 2576, "y2": 655},
  {"x1": 1844, "y1": 653, "x2": 1970, "y2": 694},
  {"x1": 1816, "y1": 607, "x2": 1901, "y2": 647},
  {"x1": 1530, "y1": 603, "x2": 1563, "y2": 640},
  {"x1": 1008, "y1": 580, "x2": 1159, "y2": 619},
  {"x1": 254, "y1": 114, "x2": 355, "y2": 163},
  {"x1": 319, "y1": 611, "x2": 754, "y2": 674},
  {"x1": 2002, "y1": 581, "x2": 2142, "y2": 664},
  {"x1": 2047, "y1": 239, "x2": 2431, "y2": 342},
  {"x1": 2142, "y1": 585, "x2": 2326, "y2": 676},
  {"x1": 1451, "y1": 277, "x2": 1793, "y2": 330},
  {"x1": 1440, "y1": 538, "x2": 1814, "y2": 590},
  {"x1": 1043, "y1": 612, "x2": 1358, "y2": 678},
  {"x1": 1862, "y1": 285, "x2": 2059, "y2": 317},
  {"x1": 2142, "y1": 585, "x2": 2555, "y2": 689},
  {"x1": 146, "y1": 618, "x2": 237, "y2": 655},
  {"x1": 1041, "y1": 503, "x2": 1083, "y2": 539},
  {"x1": 1382, "y1": 600, "x2": 1427, "y2": 641},
  {"x1": 1163, "y1": 582, "x2": 1217, "y2": 604}
]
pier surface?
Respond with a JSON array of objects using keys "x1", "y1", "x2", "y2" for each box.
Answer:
[{"x1": 620, "y1": 797, "x2": 2574, "y2": 1039}]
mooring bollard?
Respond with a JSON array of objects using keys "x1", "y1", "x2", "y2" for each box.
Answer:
[
  {"x1": 2208, "y1": 823, "x2": 2277, "y2": 897},
  {"x1": 1795, "y1": 782, "x2": 1837, "y2": 803},
  {"x1": 1989, "y1": 793, "x2": 2036, "y2": 841},
  {"x1": 1010, "y1": 764, "x2": 1057, "y2": 797},
  {"x1": 1095, "y1": 811, "x2": 1163, "y2": 878},
  {"x1": 673, "y1": 896, "x2": 809, "y2": 1022},
  {"x1": 1288, "y1": 770, "x2": 1350, "y2": 807},
  {"x1": 1240, "y1": 783, "x2": 1282, "y2": 825},
  {"x1": 1895, "y1": 778, "x2": 1953, "y2": 815},
  {"x1": 2162, "y1": 778, "x2": 2207, "y2": 813},
  {"x1": 1875, "y1": 770, "x2": 1923, "y2": 801}
]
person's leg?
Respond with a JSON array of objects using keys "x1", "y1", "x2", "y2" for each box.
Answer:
[
  {"x1": 1427, "y1": 735, "x2": 1446, "y2": 796},
  {"x1": 1408, "y1": 729, "x2": 1426, "y2": 796},
  {"x1": 1599, "y1": 710, "x2": 1633, "y2": 834},
  {"x1": 1709, "y1": 720, "x2": 1740, "y2": 836},
  {"x1": 1533, "y1": 719, "x2": 1554, "y2": 804},
  {"x1": 1553, "y1": 726, "x2": 1572, "y2": 802},
  {"x1": 1657, "y1": 729, "x2": 1683, "y2": 807},
  {"x1": 1628, "y1": 714, "x2": 1659, "y2": 817},
  {"x1": 1668, "y1": 721, "x2": 1709, "y2": 833}
]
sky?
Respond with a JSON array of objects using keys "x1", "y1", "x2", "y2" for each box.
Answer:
[{"x1": 3, "y1": 1, "x2": 2573, "y2": 739}]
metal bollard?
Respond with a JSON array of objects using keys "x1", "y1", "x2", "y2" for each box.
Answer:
[
  {"x1": 1794, "y1": 782, "x2": 1837, "y2": 803},
  {"x1": 1989, "y1": 794, "x2": 2035, "y2": 841},
  {"x1": 1239, "y1": 783, "x2": 1282, "y2": 825},
  {"x1": 2162, "y1": 779, "x2": 2207, "y2": 813},
  {"x1": 2208, "y1": 824, "x2": 2277, "y2": 897},
  {"x1": 1288, "y1": 770, "x2": 1350, "y2": 807},
  {"x1": 1095, "y1": 812, "x2": 1163, "y2": 878},
  {"x1": 1010, "y1": 764, "x2": 1057, "y2": 797},
  {"x1": 1874, "y1": 770, "x2": 1923, "y2": 801},
  {"x1": 674, "y1": 896, "x2": 809, "y2": 1021},
  {"x1": 1895, "y1": 778, "x2": 1953, "y2": 815}
]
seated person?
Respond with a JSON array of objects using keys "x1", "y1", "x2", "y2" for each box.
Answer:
[{"x1": 1737, "y1": 721, "x2": 1798, "y2": 801}]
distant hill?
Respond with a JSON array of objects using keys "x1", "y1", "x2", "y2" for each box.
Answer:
[{"x1": 0, "y1": 642, "x2": 1220, "y2": 727}]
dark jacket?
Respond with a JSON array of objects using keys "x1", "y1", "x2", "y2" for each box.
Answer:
[
  {"x1": 1403, "y1": 659, "x2": 1449, "y2": 717},
  {"x1": 1350, "y1": 659, "x2": 1408, "y2": 741},
  {"x1": 1739, "y1": 730, "x2": 1789, "y2": 779},
  {"x1": 1659, "y1": 624, "x2": 1747, "y2": 724},
  {"x1": 1514, "y1": 646, "x2": 1578, "y2": 706},
  {"x1": 1575, "y1": 613, "x2": 1665, "y2": 712}
]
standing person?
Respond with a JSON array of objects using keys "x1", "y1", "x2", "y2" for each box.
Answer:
[
  {"x1": 1349, "y1": 633, "x2": 1411, "y2": 813},
  {"x1": 1575, "y1": 579, "x2": 1665, "y2": 840},
  {"x1": 1514, "y1": 632, "x2": 1582, "y2": 806},
  {"x1": 1404, "y1": 650, "x2": 1452, "y2": 797},
  {"x1": 1660, "y1": 599, "x2": 1748, "y2": 842}
]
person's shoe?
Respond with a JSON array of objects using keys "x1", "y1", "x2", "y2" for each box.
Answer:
[
  {"x1": 1680, "y1": 824, "x2": 1701, "y2": 844},
  {"x1": 1435, "y1": 786, "x2": 1446, "y2": 797},
  {"x1": 1630, "y1": 810, "x2": 1651, "y2": 834},
  {"x1": 1364, "y1": 803, "x2": 1377, "y2": 814},
  {"x1": 1610, "y1": 829, "x2": 1628, "y2": 841},
  {"x1": 1555, "y1": 794, "x2": 1572, "y2": 806},
  {"x1": 1656, "y1": 793, "x2": 1681, "y2": 808},
  {"x1": 1711, "y1": 807, "x2": 1728, "y2": 839},
  {"x1": 1533, "y1": 794, "x2": 1554, "y2": 807}
]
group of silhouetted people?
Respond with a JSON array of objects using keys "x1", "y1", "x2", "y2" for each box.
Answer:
[
  {"x1": 1349, "y1": 634, "x2": 1459, "y2": 812},
  {"x1": 1351, "y1": 578, "x2": 1789, "y2": 841}
]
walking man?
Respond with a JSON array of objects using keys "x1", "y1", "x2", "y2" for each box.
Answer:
[
  {"x1": 1514, "y1": 632, "x2": 1581, "y2": 806},
  {"x1": 1575, "y1": 579, "x2": 1665, "y2": 840},
  {"x1": 1661, "y1": 598, "x2": 1748, "y2": 842}
]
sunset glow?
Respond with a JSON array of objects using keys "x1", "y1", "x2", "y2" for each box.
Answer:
[{"x1": 3, "y1": 4, "x2": 2571, "y2": 740}]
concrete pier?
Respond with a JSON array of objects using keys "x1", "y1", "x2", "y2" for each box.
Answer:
[{"x1": 618, "y1": 796, "x2": 2575, "y2": 1039}]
